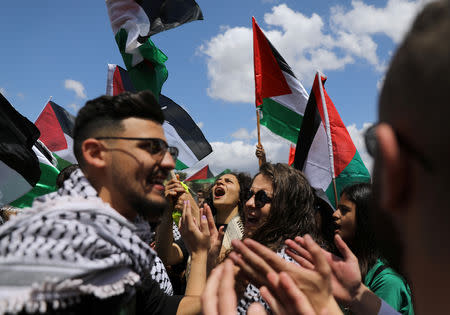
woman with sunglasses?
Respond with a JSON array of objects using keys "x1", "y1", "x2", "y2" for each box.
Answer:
[
  {"x1": 333, "y1": 183, "x2": 414, "y2": 314},
  {"x1": 233, "y1": 162, "x2": 322, "y2": 314}
]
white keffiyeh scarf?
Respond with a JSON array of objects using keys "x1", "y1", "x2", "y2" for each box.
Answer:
[{"x1": 0, "y1": 169, "x2": 160, "y2": 313}]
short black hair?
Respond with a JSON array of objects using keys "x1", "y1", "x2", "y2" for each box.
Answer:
[
  {"x1": 56, "y1": 164, "x2": 79, "y2": 188},
  {"x1": 73, "y1": 91, "x2": 164, "y2": 166}
]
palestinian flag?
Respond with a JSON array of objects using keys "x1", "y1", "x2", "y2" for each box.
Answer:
[
  {"x1": 35, "y1": 101, "x2": 76, "y2": 169},
  {"x1": 10, "y1": 102, "x2": 76, "y2": 208},
  {"x1": 107, "y1": 64, "x2": 213, "y2": 170},
  {"x1": 292, "y1": 72, "x2": 370, "y2": 208},
  {"x1": 185, "y1": 165, "x2": 214, "y2": 182},
  {"x1": 253, "y1": 17, "x2": 309, "y2": 144},
  {"x1": 0, "y1": 93, "x2": 41, "y2": 207},
  {"x1": 186, "y1": 167, "x2": 231, "y2": 185},
  {"x1": 10, "y1": 140, "x2": 61, "y2": 208},
  {"x1": 106, "y1": 0, "x2": 171, "y2": 100}
]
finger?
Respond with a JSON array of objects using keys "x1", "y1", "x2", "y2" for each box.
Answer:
[
  {"x1": 285, "y1": 248, "x2": 315, "y2": 270},
  {"x1": 334, "y1": 234, "x2": 356, "y2": 261},
  {"x1": 247, "y1": 302, "x2": 268, "y2": 315},
  {"x1": 202, "y1": 264, "x2": 224, "y2": 315},
  {"x1": 228, "y1": 251, "x2": 266, "y2": 286},
  {"x1": 304, "y1": 235, "x2": 331, "y2": 278},
  {"x1": 200, "y1": 214, "x2": 210, "y2": 236},
  {"x1": 285, "y1": 239, "x2": 315, "y2": 268},
  {"x1": 278, "y1": 272, "x2": 316, "y2": 315},
  {"x1": 232, "y1": 239, "x2": 276, "y2": 275},
  {"x1": 218, "y1": 260, "x2": 237, "y2": 314},
  {"x1": 259, "y1": 285, "x2": 285, "y2": 315},
  {"x1": 241, "y1": 238, "x2": 289, "y2": 273},
  {"x1": 204, "y1": 204, "x2": 218, "y2": 235},
  {"x1": 217, "y1": 226, "x2": 225, "y2": 243}
]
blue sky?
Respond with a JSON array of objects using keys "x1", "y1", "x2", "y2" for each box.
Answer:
[{"x1": 0, "y1": 0, "x2": 428, "y2": 175}]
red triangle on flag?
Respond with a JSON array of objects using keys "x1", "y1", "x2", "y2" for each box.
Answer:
[
  {"x1": 35, "y1": 102, "x2": 67, "y2": 152},
  {"x1": 186, "y1": 165, "x2": 211, "y2": 181},
  {"x1": 253, "y1": 17, "x2": 291, "y2": 107}
]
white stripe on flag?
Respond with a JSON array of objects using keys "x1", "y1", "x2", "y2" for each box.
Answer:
[
  {"x1": 303, "y1": 122, "x2": 333, "y2": 192},
  {"x1": 270, "y1": 71, "x2": 309, "y2": 115},
  {"x1": 54, "y1": 134, "x2": 77, "y2": 164},
  {"x1": 163, "y1": 122, "x2": 198, "y2": 167},
  {"x1": 0, "y1": 160, "x2": 32, "y2": 207}
]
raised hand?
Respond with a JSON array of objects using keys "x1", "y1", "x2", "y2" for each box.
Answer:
[{"x1": 179, "y1": 200, "x2": 210, "y2": 254}]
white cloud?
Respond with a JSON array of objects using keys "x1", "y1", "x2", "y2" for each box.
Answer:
[
  {"x1": 198, "y1": 1, "x2": 428, "y2": 104},
  {"x1": 0, "y1": 87, "x2": 6, "y2": 96},
  {"x1": 377, "y1": 75, "x2": 385, "y2": 91},
  {"x1": 64, "y1": 79, "x2": 87, "y2": 99},
  {"x1": 231, "y1": 128, "x2": 255, "y2": 140},
  {"x1": 17, "y1": 92, "x2": 24, "y2": 99},
  {"x1": 68, "y1": 103, "x2": 79, "y2": 112},
  {"x1": 197, "y1": 121, "x2": 204, "y2": 129},
  {"x1": 346, "y1": 122, "x2": 373, "y2": 173},
  {"x1": 330, "y1": 0, "x2": 429, "y2": 44}
]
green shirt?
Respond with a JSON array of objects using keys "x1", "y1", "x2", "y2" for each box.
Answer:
[{"x1": 364, "y1": 259, "x2": 414, "y2": 315}]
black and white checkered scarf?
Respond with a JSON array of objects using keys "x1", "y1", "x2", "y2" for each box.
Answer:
[{"x1": 0, "y1": 169, "x2": 165, "y2": 313}]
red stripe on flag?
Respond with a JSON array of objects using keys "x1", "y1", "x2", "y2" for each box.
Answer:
[
  {"x1": 288, "y1": 144, "x2": 296, "y2": 166},
  {"x1": 35, "y1": 102, "x2": 68, "y2": 152},
  {"x1": 113, "y1": 66, "x2": 126, "y2": 96},
  {"x1": 252, "y1": 17, "x2": 291, "y2": 107},
  {"x1": 313, "y1": 74, "x2": 356, "y2": 177},
  {"x1": 186, "y1": 165, "x2": 210, "y2": 181}
]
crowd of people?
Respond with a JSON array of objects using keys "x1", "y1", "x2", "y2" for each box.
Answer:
[{"x1": 0, "y1": 1, "x2": 449, "y2": 314}]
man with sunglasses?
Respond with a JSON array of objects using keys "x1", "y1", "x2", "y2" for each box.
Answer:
[{"x1": 0, "y1": 91, "x2": 206, "y2": 314}]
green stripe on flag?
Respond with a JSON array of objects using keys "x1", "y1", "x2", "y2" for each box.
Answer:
[
  {"x1": 10, "y1": 162, "x2": 60, "y2": 208},
  {"x1": 260, "y1": 98, "x2": 303, "y2": 143},
  {"x1": 175, "y1": 159, "x2": 189, "y2": 170},
  {"x1": 115, "y1": 29, "x2": 168, "y2": 101},
  {"x1": 325, "y1": 150, "x2": 371, "y2": 208}
]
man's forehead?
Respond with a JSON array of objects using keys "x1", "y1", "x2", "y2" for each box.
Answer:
[{"x1": 119, "y1": 117, "x2": 166, "y2": 139}]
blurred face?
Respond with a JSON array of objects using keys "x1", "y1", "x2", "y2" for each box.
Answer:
[
  {"x1": 103, "y1": 118, "x2": 176, "y2": 218},
  {"x1": 244, "y1": 174, "x2": 273, "y2": 234},
  {"x1": 212, "y1": 174, "x2": 240, "y2": 209},
  {"x1": 333, "y1": 193, "x2": 357, "y2": 243}
]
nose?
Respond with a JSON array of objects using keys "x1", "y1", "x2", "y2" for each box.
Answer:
[
  {"x1": 332, "y1": 209, "x2": 340, "y2": 221},
  {"x1": 160, "y1": 150, "x2": 176, "y2": 170},
  {"x1": 245, "y1": 194, "x2": 255, "y2": 209}
]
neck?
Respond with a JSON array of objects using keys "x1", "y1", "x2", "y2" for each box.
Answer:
[
  {"x1": 215, "y1": 205, "x2": 239, "y2": 224},
  {"x1": 93, "y1": 185, "x2": 137, "y2": 221}
]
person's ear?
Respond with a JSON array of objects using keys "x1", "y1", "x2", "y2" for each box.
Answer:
[
  {"x1": 376, "y1": 123, "x2": 411, "y2": 213},
  {"x1": 81, "y1": 139, "x2": 108, "y2": 169}
]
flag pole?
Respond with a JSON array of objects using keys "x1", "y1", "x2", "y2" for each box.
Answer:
[
  {"x1": 256, "y1": 108, "x2": 262, "y2": 167},
  {"x1": 317, "y1": 71, "x2": 339, "y2": 207}
]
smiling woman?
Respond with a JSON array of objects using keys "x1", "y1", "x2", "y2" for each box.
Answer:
[{"x1": 236, "y1": 163, "x2": 322, "y2": 314}]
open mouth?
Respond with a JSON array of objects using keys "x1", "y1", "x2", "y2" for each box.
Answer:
[
  {"x1": 146, "y1": 176, "x2": 165, "y2": 192},
  {"x1": 214, "y1": 187, "x2": 225, "y2": 198},
  {"x1": 246, "y1": 216, "x2": 259, "y2": 226}
]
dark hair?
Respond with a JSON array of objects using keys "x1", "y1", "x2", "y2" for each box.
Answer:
[
  {"x1": 205, "y1": 172, "x2": 252, "y2": 218},
  {"x1": 340, "y1": 183, "x2": 378, "y2": 279},
  {"x1": 249, "y1": 163, "x2": 320, "y2": 250},
  {"x1": 73, "y1": 91, "x2": 164, "y2": 166},
  {"x1": 56, "y1": 164, "x2": 79, "y2": 188}
]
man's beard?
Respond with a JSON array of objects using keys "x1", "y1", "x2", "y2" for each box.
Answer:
[
  {"x1": 129, "y1": 192, "x2": 168, "y2": 221},
  {"x1": 371, "y1": 157, "x2": 406, "y2": 275}
]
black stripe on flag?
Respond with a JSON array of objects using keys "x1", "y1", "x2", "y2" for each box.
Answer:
[
  {"x1": 50, "y1": 102, "x2": 75, "y2": 137},
  {"x1": 138, "y1": 0, "x2": 203, "y2": 38},
  {"x1": 118, "y1": 66, "x2": 136, "y2": 93},
  {"x1": 160, "y1": 95, "x2": 212, "y2": 161},
  {"x1": 0, "y1": 93, "x2": 40, "y2": 186},
  {"x1": 267, "y1": 39, "x2": 296, "y2": 79},
  {"x1": 292, "y1": 90, "x2": 321, "y2": 171}
]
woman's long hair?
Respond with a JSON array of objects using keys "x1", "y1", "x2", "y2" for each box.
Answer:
[
  {"x1": 341, "y1": 183, "x2": 379, "y2": 279},
  {"x1": 248, "y1": 163, "x2": 321, "y2": 250}
]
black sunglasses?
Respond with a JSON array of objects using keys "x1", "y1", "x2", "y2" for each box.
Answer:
[
  {"x1": 246, "y1": 190, "x2": 272, "y2": 208},
  {"x1": 364, "y1": 124, "x2": 433, "y2": 173},
  {"x1": 95, "y1": 136, "x2": 179, "y2": 161}
]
